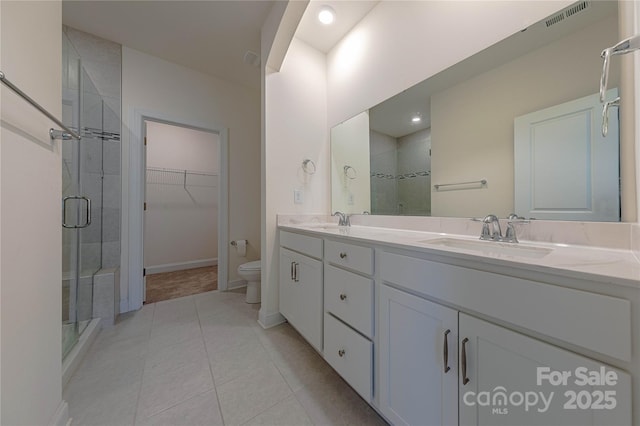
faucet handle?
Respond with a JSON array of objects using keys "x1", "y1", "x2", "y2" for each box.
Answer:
[{"x1": 503, "y1": 216, "x2": 529, "y2": 243}]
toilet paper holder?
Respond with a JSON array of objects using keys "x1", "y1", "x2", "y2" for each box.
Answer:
[{"x1": 230, "y1": 240, "x2": 248, "y2": 246}]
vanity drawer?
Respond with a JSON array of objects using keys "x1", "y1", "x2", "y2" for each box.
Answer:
[
  {"x1": 325, "y1": 265, "x2": 373, "y2": 338},
  {"x1": 324, "y1": 313, "x2": 372, "y2": 402},
  {"x1": 280, "y1": 231, "x2": 323, "y2": 259},
  {"x1": 325, "y1": 240, "x2": 373, "y2": 275}
]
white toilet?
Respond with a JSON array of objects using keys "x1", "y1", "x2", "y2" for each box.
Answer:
[{"x1": 237, "y1": 260, "x2": 261, "y2": 304}]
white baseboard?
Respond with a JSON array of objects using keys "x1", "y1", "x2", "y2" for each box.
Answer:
[
  {"x1": 146, "y1": 258, "x2": 217, "y2": 275},
  {"x1": 62, "y1": 318, "x2": 101, "y2": 388},
  {"x1": 258, "y1": 309, "x2": 286, "y2": 329},
  {"x1": 49, "y1": 400, "x2": 69, "y2": 426},
  {"x1": 120, "y1": 299, "x2": 130, "y2": 314},
  {"x1": 227, "y1": 279, "x2": 246, "y2": 290}
]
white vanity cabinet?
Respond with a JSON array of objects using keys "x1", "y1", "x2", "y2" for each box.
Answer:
[
  {"x1": 459, "y1": 313, "x2": 631, "y2": 426},
  {"x1": 379, "y1": 250, "x2": 632, "y2": 426},
  {"x1": 323, "y1": 240, "x2": 375, "y2": 401},
  {"x1": 379, "y1": 284, "x2": 458, "y2": 426},
  {"x1": 279, "y1": 231, "x2": 323, "y2": 352},
  {"x1": 278, "y1": 226, "x2": 634, "y2": 425}
]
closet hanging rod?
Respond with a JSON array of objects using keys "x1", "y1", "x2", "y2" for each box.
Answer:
[
  {"x1": 0, "y1": 70, "x2": 80, "y2": 140},
  {"x1": 146, "y1": 166, "x2": 218, "y2": 177}
]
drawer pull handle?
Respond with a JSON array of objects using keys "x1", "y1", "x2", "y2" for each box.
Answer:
[
  {"x1": 338, "y1": 349, "x2": 345, "y2": 357},
  {"x1": 339, "y1": 293, "x2": 347, "y2": 301},
  {"x1": 339, "y1": 252, "x2": 347, "y2": 259},
  {"x1": 443, "y1": 329, "x2": 451, "y2": 373},
  {"x1": 461, "y1": 337, "x2": 470, "y2": 385}
]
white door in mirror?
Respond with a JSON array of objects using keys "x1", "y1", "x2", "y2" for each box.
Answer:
[{"x1": 514, "y1": 89, "x2": 619, "y2": 221}]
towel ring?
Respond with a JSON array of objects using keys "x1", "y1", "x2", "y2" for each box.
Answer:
[
  {"x1": 302, "y1": 159, "x2": 316, "y2": 175},
  {"x1": 344, "y1": 165, "x2": 357, "y2": 179}
]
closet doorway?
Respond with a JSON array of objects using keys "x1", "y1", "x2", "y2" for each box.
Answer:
[{"x1": 143, "y1": 120, "x2": 220, "y2": 303}]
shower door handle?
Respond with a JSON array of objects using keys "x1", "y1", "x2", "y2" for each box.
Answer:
[{"x1": 62, "y1": 196, "x2": 92, "y2": 229}]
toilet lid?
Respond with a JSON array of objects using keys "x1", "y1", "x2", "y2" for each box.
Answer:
[{"x1": 239, "y1": 260, "x2": 261, "y2": 271}]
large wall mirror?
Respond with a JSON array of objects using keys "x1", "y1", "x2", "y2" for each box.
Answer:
[{"x1": 331, "y1": 1, "x2": 625, "y2": 221}]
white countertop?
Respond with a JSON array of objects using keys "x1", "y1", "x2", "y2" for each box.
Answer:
[{"x1": 278, "y1": 222, "x2": 640, "y2": 289}]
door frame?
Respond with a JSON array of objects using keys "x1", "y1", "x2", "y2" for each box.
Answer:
[{"x1": 127, "y1": 108, "x2": 229, "y2": 311}]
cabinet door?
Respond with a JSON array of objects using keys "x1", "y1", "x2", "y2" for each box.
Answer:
[
  {"x1": 379, "y1": 284, "x2": 458, "y2": 426},
  {"x1": 459, "y1": 313, "x2": 631, "y2": 426},
  {"x1": 279, "y1": 248, "x2": 297, "y2": 322},
  {"x1": 279, "y1": 247, "x2": 323, "y2": 352}
]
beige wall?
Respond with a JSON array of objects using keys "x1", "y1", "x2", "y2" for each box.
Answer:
[
  {"x1": 144, "y1": 121, "x2": 219, "y2": 270},
  {"x1": 262, "y1": 37, "x2": 329, "y2": 326},
  {"x1": 0, "y1": 1, "x2": 65, "y2": 424},
  {"x1": 122, "y1": 47, "x2": 260, "y2": 310},
  {"x1": 431, "y1": 14, "x2": 619, "y2": 218}
]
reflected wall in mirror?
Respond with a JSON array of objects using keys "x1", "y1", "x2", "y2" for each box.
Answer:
[
  {"x1": 331, "y1": 111, "x2": 371, "y2": 213},
  {"x1": 330, "y1": 0, "x2": 624, "y2": 221}
]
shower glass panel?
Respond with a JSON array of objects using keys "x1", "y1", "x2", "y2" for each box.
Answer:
[{"x1": 61, "y1": 33, "x2": 105, "y2": 358}]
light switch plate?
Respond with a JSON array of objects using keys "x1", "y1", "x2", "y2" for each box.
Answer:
[
  {"x1": 294, "y1": 189, "x2": 304, "y2": 204},
  {"x1": 348, "y1": 193, "x2": 355, "y2": 205}
]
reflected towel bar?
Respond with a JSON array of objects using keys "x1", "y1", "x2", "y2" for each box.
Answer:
[
  {"x1": 0, "y1": 70, "x2": 80, "y2": 140},
  {"x1": 434, "y1": 179, "x2": 487, "y2": 190}
]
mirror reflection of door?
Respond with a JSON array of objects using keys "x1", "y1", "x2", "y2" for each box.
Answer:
[
  {"x1": 514, "y1": 90, "x2": 620, "y2": 221},
  {"x1": 143, "y1": 121, "x2": 220, "y2": 303}
]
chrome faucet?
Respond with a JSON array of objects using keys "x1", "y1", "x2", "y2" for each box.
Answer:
[
  {"x1": 479, "y1": 214, "x2": 502, "y2": 241},
  {"x1": 333, "y1": 211, "x2": 350, "y2": 227},
  {"x1": 474, "y1": 214, "x2": 529, "y2": 243}
]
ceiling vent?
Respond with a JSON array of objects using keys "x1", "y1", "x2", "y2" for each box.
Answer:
[
  {"x1": 566, "y1": 1, "x2": 590, "y2": 18},
  {"x1": 545, "y1": 1, "x2": 591, "y2": 28},
  {"x1": 243, "y1": 50, "x2": 260, "y2": 68}
]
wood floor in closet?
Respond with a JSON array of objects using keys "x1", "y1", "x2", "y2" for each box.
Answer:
[{"x1": 145, "y1": 266, "x2": 217, "y2": 303}]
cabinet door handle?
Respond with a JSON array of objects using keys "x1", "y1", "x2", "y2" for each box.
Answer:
[
  {"x1": 443, "y1": 329, "x2": 451, "y2": 373},
  {"x1": 290, "y1": 261, "x2": 294, "y2": 281},
  {"x1": 338, "y1": 349, "x2": 345, "y2": 357},
  {"x1": 461, "y1": 337, "x2": 470, "y2": 385},
  {"x1": 339, "y1": 293, "x2": 347, "y2": 301},
  {"x1": 294, "y1": 262, "x2": 299, "y2": 282},
  {"x1": 339, "y1": 252, "x2": 347, "y2": 259}
]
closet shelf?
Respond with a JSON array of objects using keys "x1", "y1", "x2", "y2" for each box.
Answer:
[{"x1": 146, "y1": 167, "x2": 218, "y2": 188}]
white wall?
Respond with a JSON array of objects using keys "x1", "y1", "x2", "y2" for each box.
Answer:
[
  {"x1": 0, "y1": 1, "x2": 66, "y2": 424},
  {"x1": 144, "y1": 121, "x2": 219, "y2": 270},
  {"x1": 326, "y1": 1, "x2": 574, "y2": 127},
  {"x1": 122, "y1": 47, "x2": 260, "y2": 311},
  {"x1": 331, "y1": 111, "x2": 371, "y2": 214},
  {"x1": 261, "y1": 37, "x2": 329, "y2": 327}
]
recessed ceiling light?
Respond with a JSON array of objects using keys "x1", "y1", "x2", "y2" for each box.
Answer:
[
  {"x1": 318, "y1": 5, "x2": 336, "y2": 25},
  {"x1": 411, "y1": 116, "x2": 421, "y2": 123}
]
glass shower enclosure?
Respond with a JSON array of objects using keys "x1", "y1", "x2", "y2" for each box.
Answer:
[{"x1": 61, "y1": 33, "x2": 106, "y2": 358}]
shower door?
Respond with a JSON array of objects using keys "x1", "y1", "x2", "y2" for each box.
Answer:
[{"x1": 62, "y1": 33, "x2": 104, "y2": 358}]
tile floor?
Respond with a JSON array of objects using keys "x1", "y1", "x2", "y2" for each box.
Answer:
[{"x1": 64, "y1": 289, "x2": 387, "y2": 426}]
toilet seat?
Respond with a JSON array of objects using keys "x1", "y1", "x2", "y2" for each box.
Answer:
[{"x1": 239, "y1": 260, "x2": 261, "y2": 271}]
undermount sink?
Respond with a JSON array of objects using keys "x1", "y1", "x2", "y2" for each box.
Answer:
[{"x1": 421, "y1": 237, "x2": 553, "y2": 259}]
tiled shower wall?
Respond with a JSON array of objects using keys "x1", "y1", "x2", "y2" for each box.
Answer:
[
  {"x1": 370, "y1": 130, "x2": 398, "y2": 214},
  {"x1": 369, "y1": 128, "x2": 431, "y2": 215},
  {"x1": 397, "y1": 128, "x2": 431, "y2": 216},
  {"x1": 64, "y1": 26, "x2": 121, "y2": 270}
]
